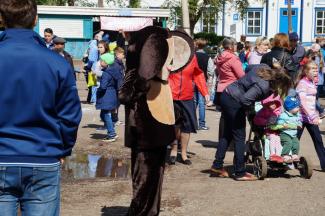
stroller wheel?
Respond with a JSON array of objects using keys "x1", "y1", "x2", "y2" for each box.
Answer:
[
  {"x1": 298, "y1": 156, "x2": 313, "y2": 179},
  {"x1": 253, "y1": 156, "x2": 267, "y2": 180}
]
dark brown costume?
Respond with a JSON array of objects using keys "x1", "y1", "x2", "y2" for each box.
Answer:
[{"x1": 119, "y1": 26, "x2": 176, "y2": 216}]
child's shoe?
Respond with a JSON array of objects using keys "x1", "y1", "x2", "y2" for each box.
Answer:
[
  {"x1": 103, "y1": 135, "x2": 118, "y2": 142},
  {"x1": 270, "y1": 154, "x2": 278, "y2": 162},
  {"x1": 270, "y1": 154, "x2": 284, "y2": 163},
  {"x1": 292, "y1": 154, "x2": 300, "y2": 162},
  {"x1": 283, "y1": 155, "x2": 293, "y2": 163}
]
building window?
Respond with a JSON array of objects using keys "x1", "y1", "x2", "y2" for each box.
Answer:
[
  {"x1": 202, "y1": 7, "x2": 217, "y2": 33},
  {"x1": 316, "y1": 10, "x2": 325, "y2": 35},
  {"x1": 246, "y1": 10, "x2": 262, "y2": 35}
]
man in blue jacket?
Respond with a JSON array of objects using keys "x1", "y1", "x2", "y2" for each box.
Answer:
[{"x1": 0, "y1": 0, "x2": 82, "y2": 215}]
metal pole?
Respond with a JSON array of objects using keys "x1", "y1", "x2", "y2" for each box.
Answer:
[
  {"x1": 181, "y1": 0, "x2": 191, "y2": 35},
  {"x1": 288, "y1": 0, "x2": 292, "y2": 33}
]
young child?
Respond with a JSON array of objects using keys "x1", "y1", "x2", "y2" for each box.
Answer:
[
  {"x1": 96, "y1": 53, "x2": 121, "y2": 142},
  {"x1": 277, "y1": 96, "x2": 302, "y2": 163},
  {"x1": 111, "y1": 47, "x2": 125, "y2": 125},
  {"x1": 254, "y1": 94, "x2": 283, "y2": 162},
  {"x1": 114, "y1": 46, "x2": 125, "y2": 75},
  {"x1": 296, "y1": 61, "x2": 325, "y2": 170}
]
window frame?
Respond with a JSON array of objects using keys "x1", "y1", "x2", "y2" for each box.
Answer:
[
  {"x1": 202, "y1": 7, "x2": 217, "y2": 33},
  {"x1": 245, "y1": 8, "x2": 263, "y2": 36},
  {"x1": 315, "y1": 8, "x2": 325, "y2": 37}
]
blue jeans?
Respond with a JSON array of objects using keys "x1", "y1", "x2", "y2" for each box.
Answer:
[
  {"x1": 91, "y1": 86, "x2": 98, "y2": 104},
  {"x1": 0, "y1": 164, "x2": 60, "y2": 216},
  {"x1": 213, "y1": 92, "x2": 246, "y2": 177},
  {"x1": 102, "y1": 110, "x2": 116, "y2": 138},
  {"x1": 194, "y1": 87, "x2": 206, "y2": 128}
]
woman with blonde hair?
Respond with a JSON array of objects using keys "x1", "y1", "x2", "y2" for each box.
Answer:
[{"x1": 248, "y1": 36, "x2": 270, "y2": 65}]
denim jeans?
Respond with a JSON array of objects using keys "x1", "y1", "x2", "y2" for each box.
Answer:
[
  {"x1": 102, "y1": 110, "x2": 116, "y2": 138},
  {"x1": 213, "y1": 92, "x2": 246, "y2": 177},
  {"x1": 194, "y1": 87, "x2": 206, "y2": 128},
  {"x1": 91, "y1": 86, "x2": 98, "y2": 104},
  {"x1": 298, "y1": 123, "x2": 325, "y2": 170},
  {"x1": 0, "y1": 164, "x2": 60, "y2": 216}
]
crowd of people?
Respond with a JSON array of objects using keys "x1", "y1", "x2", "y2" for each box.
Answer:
[
  {"x1": 204, "y1": 32, "x2": 325, "y2": 180},
  {"x1": 2, "y1": 0, "x2": 325, "y2": 215},
  {"x1": 41, "y1": 7, "x2": 325, "y2": 181}
]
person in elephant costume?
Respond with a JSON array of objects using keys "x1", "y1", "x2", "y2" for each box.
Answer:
[{"x1": 119, "y1": 26, "x2": 195, "y2": 216}]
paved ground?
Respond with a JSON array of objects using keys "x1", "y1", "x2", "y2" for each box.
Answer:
[{"x1": 61, "y1": 77, "x2": 325, "y2": 216}]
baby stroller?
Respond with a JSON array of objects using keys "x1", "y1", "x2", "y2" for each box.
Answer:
[{"x1": 245, "y1": 105, "x2": 313, "y2": 180}]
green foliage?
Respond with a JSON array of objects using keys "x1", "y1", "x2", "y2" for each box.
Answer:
[
  {"x1": 194, "y1": 32, "x2": 225, "y2": 46},
  {"x1": 105, "y1": 0, "x2": 128, "y2": 7},
  {"x1": 36, "y1": 0, "x2": 67, "y2": 5},
  {"x1": 75, "y1": 0, "x2": 96, "y2": 7},
  {"x1": 129, "y1": 0, "x2": 140, "y2": 8},
  {"x1": 163, "y1": 0, "x2": 251, "y2": 34}
]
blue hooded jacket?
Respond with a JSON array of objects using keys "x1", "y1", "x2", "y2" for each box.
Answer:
[
  {"x1": 0, "y1": 29, "x2": 82, "y2": 164},
  {"x1": 96, "y1": 61, "x2": 123, "y2": 110}
]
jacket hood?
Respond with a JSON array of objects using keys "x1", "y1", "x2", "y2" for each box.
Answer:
[
  {"x1": 261, "y1": 94, "x2": 282, "y2": 114},
  {"x1": 89, "y1": 40, "x2": 98, "y2": 49},
  {"x1": 217, "y1": 50, "x2": 236, "y2": 66},
  {"x1": 105, "y1": 62, "x2": 121, "y2": 79}
]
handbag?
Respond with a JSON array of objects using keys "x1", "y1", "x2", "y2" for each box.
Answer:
[{"x1": 87, "y1": 72, "x2": 97, "y2": 87}]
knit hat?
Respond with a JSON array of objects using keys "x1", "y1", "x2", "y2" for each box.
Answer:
[
  {"x1": 283, "y1": 96, "x2": 300, "y2": 111},
  {"x1": 100, "y1": 53, "x2": 115, "y2": 65},
  {"x1": 289, "y1": 32, "x2": 299, "y2": 41}
]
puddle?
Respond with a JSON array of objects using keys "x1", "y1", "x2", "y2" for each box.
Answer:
[{"x1": 62, "y1": 153, "x2": 131, "y2": 180}]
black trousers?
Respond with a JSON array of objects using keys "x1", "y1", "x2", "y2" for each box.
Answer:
[
  {"x1": 213, "y1": 92, "x2": 246, "y2": 176},
  {"x1": 128, "y1": 147, "x2": 167, "y2": 216},
  {"x1": 298, "y1": 123, "x2": 325, "y2": 170}
]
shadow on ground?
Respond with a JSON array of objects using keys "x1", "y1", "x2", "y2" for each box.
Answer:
[
  {"x1": 196, "y1": 140, "x2": 218, "y2": 148},
  {"x1": 83, "y1": 124, "x2": 102, "y2": 129},
  {"x1": 196, "y1": 140, "x2": 235, "y2": 151},
  {"x1": 90, "y1": 133, "x2": 107, "y2": 140},
  {"x1": 101, "y1": 206, "x2": 129, "y2": 216}
]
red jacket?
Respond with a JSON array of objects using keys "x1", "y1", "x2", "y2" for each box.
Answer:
[{"x1": 169, "y1": 56, "x2": 208, "y2": 100}]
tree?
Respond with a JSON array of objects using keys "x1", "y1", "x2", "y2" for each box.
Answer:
[
  {"x1": 163, "y1": 0, "x2": 251, "y2": 34},
  {"x1": 129, "y1": 0, "x2": 141, "y2": 8},
  {"x1": 36, "y1": 0, "x2": 67, "y2": 5}
]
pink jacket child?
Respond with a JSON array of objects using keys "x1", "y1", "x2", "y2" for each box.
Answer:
[
  {"x1": 254, "y1": 94, "x2": 282, "y2": 127},
  {"x1": 254, "y1": 94, "x2": 284, "y2": 163}
]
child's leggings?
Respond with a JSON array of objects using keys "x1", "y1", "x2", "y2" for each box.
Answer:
[
  {"x1": 268, "y1": 134, "x2": 282, "y2": 156},
  {"x1": 298, "y1": 123, "x2": 325, "y2": 170}
]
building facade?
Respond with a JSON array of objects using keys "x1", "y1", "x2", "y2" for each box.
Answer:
[
  {"x1": 34, "y1": 6, "x2": 169, "y2": 59},
  {"x1": 196, "y1": 0, "x2": 325, "y2": 43}
]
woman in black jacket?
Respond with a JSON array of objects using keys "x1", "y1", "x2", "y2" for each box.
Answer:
[
  {"x1": 210, "y1": 65, "x2": 291, "y2": 180},
  {"x1": 261, "y1": 33, "x2": 297, "y2": 79}
]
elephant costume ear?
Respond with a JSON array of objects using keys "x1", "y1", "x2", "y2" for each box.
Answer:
[
  {"x1": 138, "y1": 32, "x2": 169, "y2": 80},
  {"x1": 168, "y1": 30, "x2": 195, "y2": 73}
]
